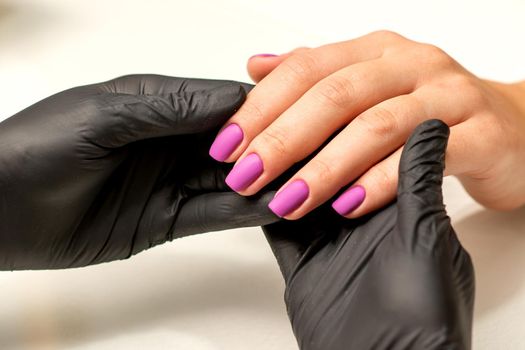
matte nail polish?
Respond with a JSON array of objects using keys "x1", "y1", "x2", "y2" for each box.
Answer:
[
  {"x1": 209, "y1": 123, "x2": 244, "y2": 161},
  {"x1": 268, "y1": 180, "x2": 310, "y2": 217},
  {"x1": 332, "y1": 185, "x2": 366, "y2": 216},
  {"x1": 225, "y1": 153, "x2": 264, "y2": 191}
]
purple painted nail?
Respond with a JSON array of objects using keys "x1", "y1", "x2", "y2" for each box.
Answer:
[
  {"x1": 225, "y1": 153, "x2": 264, "y2": 191},
  {"x1": 332, "y1": 185, "x2": 366, "y2": 216},
  {"x1": 209, "y1": 123, "x2": 244, "y2": 161},
  {"x1": 268, "y1": 180, "x2": 310, "y2": 217},
  {"x1": 250, "y1": 53, "x2": 278, "y2": 58}
]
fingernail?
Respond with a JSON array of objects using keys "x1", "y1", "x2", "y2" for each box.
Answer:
[
  {"x1": 268, "y1": 180, "x2": 310, "y2": 217},
  {"x1": 225, "y1": 153, "x2": 264, "y2": 191},
  {"x1": 250, "y1": 53, "x2": 278, "y2": 59},
  {"x1": 209, "y1": 124, "x2": 244, "y2": 161},
  {"x1": 332, "y1": 185, "x2": 366, "y2": 216}
]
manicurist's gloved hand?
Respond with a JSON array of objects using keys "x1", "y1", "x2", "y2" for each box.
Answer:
[
  {"x1": 264, "y1": 120, "x2": 475, "y2": 349},
  {"x1": 0, "y1": 75, "x2": 277, "y2": 270}
]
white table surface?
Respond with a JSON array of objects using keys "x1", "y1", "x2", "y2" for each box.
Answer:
[{"x1": 1, "y1": 1, "x2": 525, "y2": 349}]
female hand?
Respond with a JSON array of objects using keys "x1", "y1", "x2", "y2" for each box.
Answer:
[{"x1": 209, "y1": 30, "x2": 525, "y2": 219}]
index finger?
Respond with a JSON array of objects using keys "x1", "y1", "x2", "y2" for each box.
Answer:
[{"x1": 209, "y1": 31, "x2": 401, "y2": 162}]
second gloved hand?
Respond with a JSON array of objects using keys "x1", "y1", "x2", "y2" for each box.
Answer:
[
  {"x1": 0, "y1": 75, "x2": 276, "y2": 270},
  {"x1": 264, "y1": 120, "x2": 475, "y2": 349}
]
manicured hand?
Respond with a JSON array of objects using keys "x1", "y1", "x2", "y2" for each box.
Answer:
[{"x1": 210, "y1": 30, "x2": 525, "y2": 219}]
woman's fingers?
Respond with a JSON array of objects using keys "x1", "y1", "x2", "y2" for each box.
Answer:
[
  {"x1": 265, "y1": 93, "x2": 428, "y2": 219},
  {"x1": 339, "y1": 147, "x2": 402, "y2": 218},
  {"x1": 263, "y1": 84, "x2": 470, "y2": 219},
  {"x1": 247, "y1": 54, "x2": 285, "y2": 83},
  {"x1": 247, "y1": 48, "x2": 312, "y2": 83},
  {"x1": 226, "y1": 57, "x2": 416, "y2": 196},
  {"x1": 212, "y1": 32, "x2": 521, "y2": 220},
  {"x1": 337, "y1": 122, "x2": 478, "y2": 219},
  {"x1": 209, "y1": 32, "x2": 393, "y2": 162}
]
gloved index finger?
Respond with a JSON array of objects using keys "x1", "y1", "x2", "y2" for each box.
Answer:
[
  {"x1": 100, "y1": 74, "x2": 254, "y2": 96},
  {"x1": 396, "y1": 119, "x2": 451, "y2": 249},
  {"x1": 90, "y1": 83, "x2": 248, "y2": 148},
  {"x1": 171, "y1": 191, "x2": 279, "y2": 239}
]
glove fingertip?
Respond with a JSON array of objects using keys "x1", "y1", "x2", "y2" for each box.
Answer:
[
  {"x1": 179, "y1": 82, "x2": 247, "y2": 133},
  {"x1": 398, "y1": 119, "x2": 450, "y2": 194},
  {"x1": 239, "y1": 82, "x2": 255, "y2": 94},
  {"x1": 210, "y1": 81, "x2": 247, "y2": 112},
  {"x1": 397, "y1": 119, "x2": 456, "y2": 253}
]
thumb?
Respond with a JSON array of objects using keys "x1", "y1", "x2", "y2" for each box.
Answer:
[
  {"x1": 93, "y1": 82, "x2": 247, "y2": 148},
  {"x1": 171, "y1": 191, "x2": 279, "y2": 238},
  {"x1": 397, "y1": 119, "x2": 451, "y2": 250}
]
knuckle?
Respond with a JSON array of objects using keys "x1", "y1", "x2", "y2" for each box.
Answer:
[
  {"x1": 281, "y1": 51, "x2": 319, "y2": 82},
  {"x1": 256, "y1": 125, "x2": 289, "y2": 157},
  {"x1": 453, "y1": 76, "x2": 487, "y2": 107},
  {"x1": 309, "y1": 158, "x2": 336, "y2": 183},
  {"x1": 421, "y1": 43, "x2": 448, "y2": 57},
  {"x1": 290, "y1": 46, "x2": 310, "y2": 55},
  {"x1": 371, "y1": 165, "x2": 396, "y2": 190},
  {"x1": 366, "y1": 30, "x2": 409, "y2": 57},
  {"x1": 81, "y1": 96, "x2": 113, "y2": 127},
  {"x1": 370, "y1": 30, "x2": 405, "y2": 43},
  {"x1": 416, "y1": 43, "x2": 455, "y2": 69},
  {"x1": 236, "y1": 99, "x2": 266, "y2": 124},
  {"x1": 433, "y1": 74, "x2": 487, "y2": 112},
  {"x1": 375, "y1": 29, "x2": 400, "y2": 39},
  {"x1": 356, "y1": 106, "x2": 399, "y2": 137},
  {"x1": 313, "y1": 76, "x2": 354, "y2": 110}
]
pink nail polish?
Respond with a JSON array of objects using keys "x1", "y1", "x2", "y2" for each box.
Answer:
[
  {"x1": 268, "y1": 180, "x2": 309, "y2": 217},
  {"x1": 225, "y1": 153, "x2": 264, "y2": 191},
  {"x1": 250, "y1": 54, "x2": 278, "y2": 58},
  {"x1": 332, "y1": 185, "x2": 366, "y2": 216},
  {"x1": 209, "y1": 124, "x2": 244, "y2": 161}
]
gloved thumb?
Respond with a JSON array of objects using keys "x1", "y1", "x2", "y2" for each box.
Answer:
[
  {"x1": 396, "y1": 119, "x2": 451, "y2": 251},
  {"x1": 171, "y1": 191, "x2": 279, "y2": 238},
  {"x1": 129, "y1": 191, "x2": 280, "y2": 256}
]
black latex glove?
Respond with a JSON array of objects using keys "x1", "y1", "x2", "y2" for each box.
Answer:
[
  {"x1": 0, "y1": 75, "x2": 276, "y2": 270},
  {"x1": 264, "y1": 120, "x2": 475, "y2": 350}
]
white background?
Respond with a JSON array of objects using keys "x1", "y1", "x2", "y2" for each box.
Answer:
[{"x1": 1, "y1": 0, "x2": 525, "y2": 349}]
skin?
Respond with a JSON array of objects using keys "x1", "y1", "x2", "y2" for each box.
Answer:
[{"x1": 216, "y1": 30, "x2": 525, "y2": 219}]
